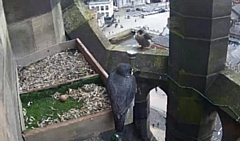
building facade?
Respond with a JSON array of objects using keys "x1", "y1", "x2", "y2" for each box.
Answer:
[
  {"x1": 114, "y1": 0, "x2": 145, "y2": 8},
  {"x1": 88, "y1": 0, "x2": 114, "y2": 18},
  {"x1": 97, "y1": 13, "x2": 105, "y2": 27}
]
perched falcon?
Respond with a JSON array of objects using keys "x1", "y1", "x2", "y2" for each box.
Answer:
[
  {"x1": 133, "y1": 29, "x2": 152, "y2": 49},
  {"x1": 107, "y1": 63, "x2": 137, "y2": 141}
]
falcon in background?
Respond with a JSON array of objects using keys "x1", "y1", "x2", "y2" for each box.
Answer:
[
  {"x1": 132, "y1": 29, "x2": 152, "y2": 49},
  {"x1": 107, "y1": 63, "x2": 137, "y2": 141}
]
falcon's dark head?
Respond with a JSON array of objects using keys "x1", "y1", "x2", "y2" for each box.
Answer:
[
  {"x1": 137, "y1": 29, "x2": 144, "y2": 35},
  {"x1": 131, "y1": 30, "x2": 136, "y2": 35},
  {"x1": 116, "y1": 63, "x2": 133, "y2": 77}
]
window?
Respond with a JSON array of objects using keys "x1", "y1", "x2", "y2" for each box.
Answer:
[
  {"x1": 106, "y1": 12, "x2": 109, "y2": 17},
  {"x1": 96, "y1": 6, "x2": 99, "y2": 11},
  {"x1": 101, "y1": 6, "x2": 104, "y2": 10},
  {"x1": 105, "y1": 6, "x2": 109, "y2": 10}
]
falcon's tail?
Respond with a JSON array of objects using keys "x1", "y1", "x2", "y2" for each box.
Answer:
[{"x1": 113, "y1": 111, "x2": 127, "y2": 132}]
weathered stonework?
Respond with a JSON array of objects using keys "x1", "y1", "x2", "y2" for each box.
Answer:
[
  {"x1": 0, "y1": 0, "x2": 23, "y2": 140},
  {"x1": 61, "y1": 0, "x2": 240, "y2": 140},
  {"x1": 167, "y1": 0, "x2": 232, "y2": 140},
  {"x1": 3, "y1": 0, "x2": 65, "y2": 59}
]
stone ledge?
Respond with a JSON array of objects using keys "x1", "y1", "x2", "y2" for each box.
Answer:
[{"x1": 206, "y1": 69, "x2": 240, "y2": 123}]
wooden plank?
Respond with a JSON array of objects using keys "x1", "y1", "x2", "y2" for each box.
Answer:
[
  {"x1": 20, "y1": 74, "x2": 99, "y2": 94},
  {"x1": 76, "y1": 38, "x2": 108, "y2": 85},
  {"x1": 16, "y1": 40, "x2": 76, "y2": 67},
  {"x1": 23, "y1": 109, "x2": 133, "y2": 141},
  {"x1": 23, "y1": 110, "x2": 114, "y2": 141}
]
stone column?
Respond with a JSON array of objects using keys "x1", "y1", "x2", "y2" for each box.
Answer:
[
  {"x1": 167, "y1": 0, "x2": 231, "y2": 140},
  {"x1": 134, "y1": 78, "x2": 159, "y2": 141},
  {"x1": 134, "y1": 81, "x2": 151, "y2": 141},
  {"x1": 3, "y1": 0, "x2": 65, "y2": 60}
]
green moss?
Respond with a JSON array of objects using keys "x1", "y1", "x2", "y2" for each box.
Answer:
[
  {"x1": 63, "y1": 0, "x2": 94, "y2": 33},
  {"x1": 21, "y1": 75, "x2": 103, "y2": 130},
  {"x1": 154, "y1": 57, "x2": 167, "y2": 68},
  {"x1": 178, "y1": 95, "x2": 203, "y2": 124}
]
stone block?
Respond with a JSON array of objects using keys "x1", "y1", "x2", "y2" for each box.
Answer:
[
  {"x1": 211, "y1": 16, "x2": 231, "y2": 39},
  {"x1": 184, "y1": 17, "x2": 212, "y2": 39},
  {"x1": 8, "y1": 20, "x2": 35, "y2": 59},
  {"x1": 206, "y1": 69, "x2": 240, "y2": 121},
  {"x1": 3, "y1": 0, "x2": 60, "y2": 24},
  {"x1": 134, "y1": 117, "x2": 150, "y2": 140},
  {"x1": 171, "y1": 0, "x2": 212, "y2": 18},
  {"x1": 181, "y1": 39, "x2": 210, "y2": 75},
  {"x1": 0, "y1": 1, "x2": 24, "y2": 140},
  {"x1": 170, "y1": 14, "x2": 230, "y2": 40},
  {"x1": 207, "y1": 37, "x2": 228, "y2": 74},
  {"x1": 178, "y1": 73, "x2": 207, "y2": 93},
  {"x1": 7, "y1": 2, "x2": 65, "y2": 60},
  {"x1": 52, "y1": 2, "x2": 65, "y2": 44},
  {"x1": 63, "y1": 0, "x2": 94, "y2": 34},
  {"x1": 166, "y1": 88, "x2": 178, "y2": 119},
  {"x1": 169, "y1": 32, "x2": 182, "y2": 70},
  {"x1": 170, "y1": 0, "x2": 231, "y2": 18},
  {"x1": 134, "y1": 98, "x2": 150, "y2": 119},
  {"x1": 212, "y1": 0, "x2": 232, "y2": 17},
  {"x1": 32, "y1": 12, "x2": 56, "y2": 50},
  {"x1": 170, "y1": 36, "x2": 228, "y2": 78},
  {"x1": 168, "y1": 65, "x2": 180, "y2": 82}
]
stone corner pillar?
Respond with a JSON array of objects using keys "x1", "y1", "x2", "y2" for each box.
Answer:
[
  {"x1": 3, "y1": 0, "x2": 65, "y2": 59},
  {"x1": 167, "y1": 0, "x2": 232, "y2": 140},
  {"x1": 134, "y1": 77, "x2": 159, "y2": 141}
]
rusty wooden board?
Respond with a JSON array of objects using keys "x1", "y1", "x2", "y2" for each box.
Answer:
[
  {"x1": 16, "y1": 40, "x2": 76, "y2": 67},
  {"x1": 20, "y1": 74, "x2": 99, "y2": 95},
  {"x1": 23, "y1": 109, "x2": 133, "y2": 141},
  {"x1": 76, "y1": 39, "x2": 108, "y2": 85}
]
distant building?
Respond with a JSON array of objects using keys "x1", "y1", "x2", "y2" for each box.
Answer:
[
  {"x1": 88, "y1": 0, "x2": 114, "y2": 19},
  {"x1": 114, "y1": 0, "x2": 145, "y2": 8},
  {"x1": 231, "y1": 4, "x2": 240, "y2": 21},
  {"x1": 233, "y1": 0, "x2": 240, "y2": 6},
  {"x1": 89, "y1": 8, "x2": 106, "y2": 28},
  {"x1": 97, "y1": 13, "x2": 105, "y2": 27},
  {"x1": 230, "y1": 24, "x2": 240, "y2": 40},
  {"x1": 151, "y1": 36, "x2": 169, "y2": 50}
]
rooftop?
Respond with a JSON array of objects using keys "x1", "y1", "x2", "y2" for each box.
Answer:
[
  {"x1": 232, "y1": 4, "x2": 240, "y2": 16},
  {"x1": 230, "y1": 24, "x2": 240, "y2": 35},
  {"x1": 88, "y1": 0, "x2": 111, "y2": 4},
  {"x1": 152, "y1": 36, "x2": 169, "y2": 48}
]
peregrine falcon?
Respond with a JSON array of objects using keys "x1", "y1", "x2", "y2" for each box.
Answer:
[
  {"x1": 107, "y1": 63, "x2": 137, "y2": 140},
  {"x1": 133, "y1": 29, "x2": 152, "y2": 49}
]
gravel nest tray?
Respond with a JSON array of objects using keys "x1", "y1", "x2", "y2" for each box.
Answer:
[
  {"x1": 18, "y1": 49, "x2": 96, "y2": 93},
  {"x1": 21, "y1": 81, "x2": 111, "y2": 130}
]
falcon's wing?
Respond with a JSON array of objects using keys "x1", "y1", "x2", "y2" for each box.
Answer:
[
  {"x1": 144, "y1": 32, "x2": 151, "y2": 40},
  {"x1": 126, "y1": 75, "x2": 137, "y2": 108},
  {"x1": 106, "y1": 73, "x2": 137, "y2": 116}
]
